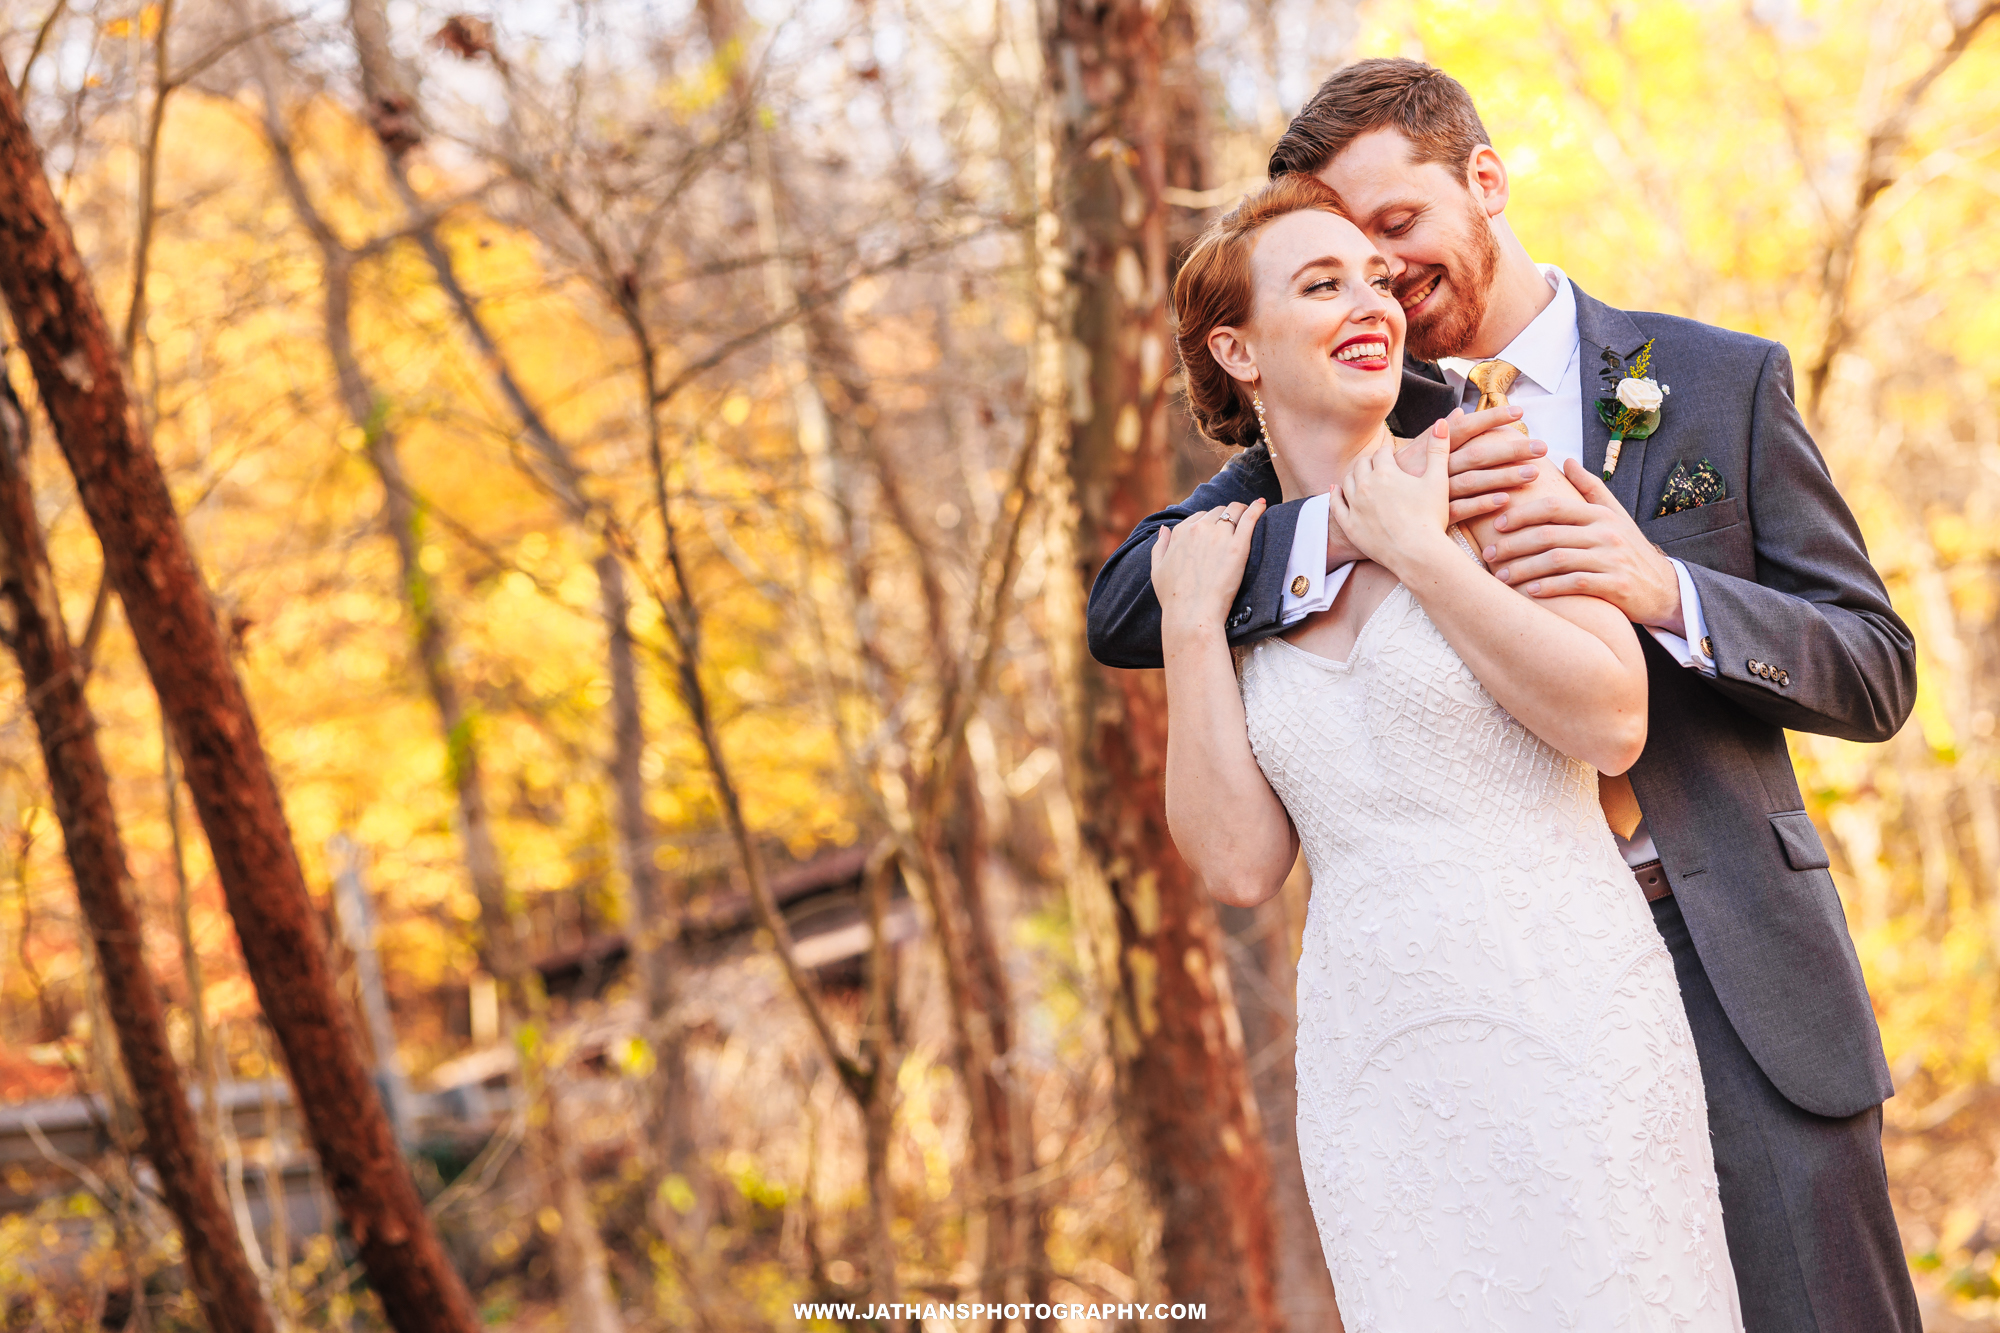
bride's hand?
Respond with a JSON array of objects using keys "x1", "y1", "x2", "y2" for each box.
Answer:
[
  {"x1": 1331, "y1": 420, "x2": 1454, "y2": 579},
  {"x1": 1152, "y1": 499, "x2": 1267, "y2": 642}
]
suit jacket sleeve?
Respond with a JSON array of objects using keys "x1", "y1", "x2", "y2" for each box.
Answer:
[
  {"x1": 1681, "y1": 343, "x2": 1916, "y2": 742},
  {"x1": 1086, "y1": 446, "x2": 1294, "y2": 670}
]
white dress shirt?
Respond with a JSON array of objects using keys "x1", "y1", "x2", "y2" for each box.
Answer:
[{"x1": 1278, "y1": 265, "x2": 1714, "y2": 865}]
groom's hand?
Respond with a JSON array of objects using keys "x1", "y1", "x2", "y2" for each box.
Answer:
[
  {"x1": 1484, "y1": 457, "x2": 1682, "y2": 631},
  {"x1": 1438, "y1": 405, "x2": 1548, "y2": 525},
  {"x1": 1328, "y1": 406, "x2": 1545, "y2": 566}
]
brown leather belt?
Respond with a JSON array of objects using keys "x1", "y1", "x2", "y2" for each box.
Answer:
[{"x1": 1632, "y1": 859, "x2": 1672, "y2": 903}]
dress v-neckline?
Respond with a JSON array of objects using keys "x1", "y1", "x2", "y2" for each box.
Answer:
[{"x1": 1267, "y1": 582, "x2": 1409, "y2": 673}]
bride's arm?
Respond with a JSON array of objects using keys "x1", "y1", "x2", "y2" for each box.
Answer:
[
  {"x1": 1151, "y1": 499, "x2": 1299, "y2": 907},
  {"x1": 1335, "y1": 424, "x2": 1649, "y2": 775}
]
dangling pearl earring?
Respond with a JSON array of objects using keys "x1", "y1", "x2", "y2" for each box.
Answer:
[{"x1": 1252, "y1": 386, "x2": 1272, "y2": 452}]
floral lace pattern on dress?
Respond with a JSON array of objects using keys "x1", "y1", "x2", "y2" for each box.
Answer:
[{"x1": 1240, "y1": 560, "x2": 1744, "y2": 1333}]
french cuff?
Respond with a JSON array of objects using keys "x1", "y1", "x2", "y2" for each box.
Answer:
[
  {"x1": 1280, "y1": 493, "x2": 1352, "y2": 625},
  {"x1": 1644, "y1": 558, "x2": 1718, "y2": 677}
]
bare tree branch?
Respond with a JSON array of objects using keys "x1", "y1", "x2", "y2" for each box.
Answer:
[
  {"x1": 16, "y1": 0, "x2": 68, "y2": 89},
  {"x1": 1803, "y1": 1, "x2": 2000, "y2": 420}
]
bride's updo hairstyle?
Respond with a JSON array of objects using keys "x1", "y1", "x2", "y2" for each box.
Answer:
[{"x1": 1174, "y1": 173, "x2": 1350, "y2": 450}]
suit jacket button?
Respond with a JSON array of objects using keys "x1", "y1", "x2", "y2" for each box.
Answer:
[
  {"x1": 1291, "y1": 575, "x2": 1310, "y2": 597},
  {"x1": 1777, "y1": 670, "x2": 1790, "y2": 687},
  {"x1": 1747, "y1": 658, "x2": 1759, "y2": 675}
]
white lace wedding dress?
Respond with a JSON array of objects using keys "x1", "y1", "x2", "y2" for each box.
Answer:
[{"x1": 1238, "y1": 538, "x2": 1744, "y2": 1332}]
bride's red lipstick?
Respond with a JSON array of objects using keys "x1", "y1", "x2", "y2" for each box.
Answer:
[{"x1": 1332, "y1": 333, "x2": 1392, "y2": 371}]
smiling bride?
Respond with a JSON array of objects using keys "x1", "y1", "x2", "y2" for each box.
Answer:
[{"x1": 1150, "y1": 174, "x2": 1745, "y2": 1331}]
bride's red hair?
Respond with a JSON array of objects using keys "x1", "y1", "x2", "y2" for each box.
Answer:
[{"x1": 1174, "y1": 174, "x2": 1350, "y2": 450}]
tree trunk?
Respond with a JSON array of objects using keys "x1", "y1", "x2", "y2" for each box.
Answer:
[
  {"x1": 330, "y1": 836, "x2": 415, "y2": 1143},
  {"x1": 224, "y1": 14, "x2": 627, "y2": 1323},
  {"x1": 320, "y1": 162, "x2": 629, "y2": 1333},
  {"x1": 681, "y1": 3, "x2": 919, "y2": 1312},
  {"x1": 1037, "y1": 2, "x2": 1282, "y2": 1326},
  {"x1": 802, "y1": 292, "x2": 1047, "y2": 1318},
  {"x1": 930, "y1": 763, "x2": 1038, "y2": 1319},
  {"x1": 343, "y1": 299, "x2": 524, "y2": 982},
  {"x1": 0, "y1": 375, "x2": 270, "y2": 1333},
  {"x1": 344, "y1": 0, "x2": 700, "y2": 1231},
  {"x1": 628, "y1": 268, "x2": 904, "y2": 1313},
  {"x1": 0, "y1": 65, "x2": 480, "y2": 1333}
]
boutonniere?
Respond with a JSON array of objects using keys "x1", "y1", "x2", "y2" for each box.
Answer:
[{"x1": 1594, "y1": 339, "x2": 1669, "y2": 480}]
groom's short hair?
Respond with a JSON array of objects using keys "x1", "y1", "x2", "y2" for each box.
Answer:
[{"x1": 1268, "y1": 59, "x2": 1491, "y2": 182}]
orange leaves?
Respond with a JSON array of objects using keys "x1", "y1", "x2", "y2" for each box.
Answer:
[{"x1": 102, "y1": 5, "x2": 161, "y2": 40}]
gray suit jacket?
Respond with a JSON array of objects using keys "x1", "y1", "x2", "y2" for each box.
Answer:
[{"x1": 1086, "y1": 282, "x2": 1913, "y2": 1118}]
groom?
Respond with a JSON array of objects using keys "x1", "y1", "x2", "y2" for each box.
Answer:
[{"x1": 1088, "y1": 59, "x2": 1920, "y2": 1331}]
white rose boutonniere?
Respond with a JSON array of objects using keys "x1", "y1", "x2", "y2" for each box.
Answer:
[
  {"x1": 1594, "y1": 338, "x2": 1668, "y2": 480},
  {"x1": 1615, "y1": 377, "x2": 1665, "y2": 413}
]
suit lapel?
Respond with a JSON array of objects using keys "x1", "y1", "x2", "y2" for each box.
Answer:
[
  {"x1": 1572, "y1": 282, "x2": 1653, "y2": 516},
  {"x1": 1389, "y1": 360, "x2": 1458, "y2": 439}
]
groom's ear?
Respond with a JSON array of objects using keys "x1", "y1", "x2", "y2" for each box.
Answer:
[
  {"x1": 1207, "y1": 326, "x2": 1259, "y2": 384},
  {"x1": 1464, "y1": 144, "x2": 1510, "y2": 219}
]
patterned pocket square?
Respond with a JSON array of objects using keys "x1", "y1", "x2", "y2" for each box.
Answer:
[{"x1": 1657, "y1": 460, "x2": 1727, "y2": 517}]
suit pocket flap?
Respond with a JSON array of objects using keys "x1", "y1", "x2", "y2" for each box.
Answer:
[
  {"x1": 1769, "y1": 811, "x2": 1831, "y2": 870},
  {"x1": 1646, "y1": 495, "x2": 1741, "y2": 544}
]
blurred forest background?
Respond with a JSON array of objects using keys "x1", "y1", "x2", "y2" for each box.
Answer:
[{"x1": 0, "y1": 0, "x2": 1995, "y2": 1328}]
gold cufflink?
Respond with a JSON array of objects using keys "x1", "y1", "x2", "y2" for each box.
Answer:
[
  {"x1": 1292, "y1": 575, "x2": 1310, "y2": 597},
  {"x1": 1699, "y1": 636, "x2": 1712, "y2": 659}
]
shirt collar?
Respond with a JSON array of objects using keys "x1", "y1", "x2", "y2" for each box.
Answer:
[{"x1": 1436, "y1": 264, "x2": 1578, "y2": 394}]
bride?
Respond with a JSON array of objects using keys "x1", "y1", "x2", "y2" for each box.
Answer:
[{"x1": 1152, "y1": 174, "x2": 1745, "y2": 1331}]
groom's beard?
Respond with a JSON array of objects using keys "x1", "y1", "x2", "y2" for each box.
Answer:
[{"x1": 1397, "y1": 198, "x2": 1501, "y2": 363}]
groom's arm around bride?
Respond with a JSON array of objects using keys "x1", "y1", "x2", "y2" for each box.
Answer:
[{"x1": 1480, "y1": 336, "x2": 1915, "y2": 746}]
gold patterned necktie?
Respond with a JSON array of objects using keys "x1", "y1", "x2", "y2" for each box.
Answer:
[
  {"x1": 1598, "y1": 773, "x2": 1643, "y2": 841},
  {"x1": 1467, "y1": 359, "x2": 1531, "y2": 435},
  {"x1": 1469, "y1": 362, "x2": 1643, "y2": 839}
]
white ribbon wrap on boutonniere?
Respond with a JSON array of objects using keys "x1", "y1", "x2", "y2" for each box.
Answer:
[{"x1": 1595, "y1": 339, "x2": 1668, "y2": 480}]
